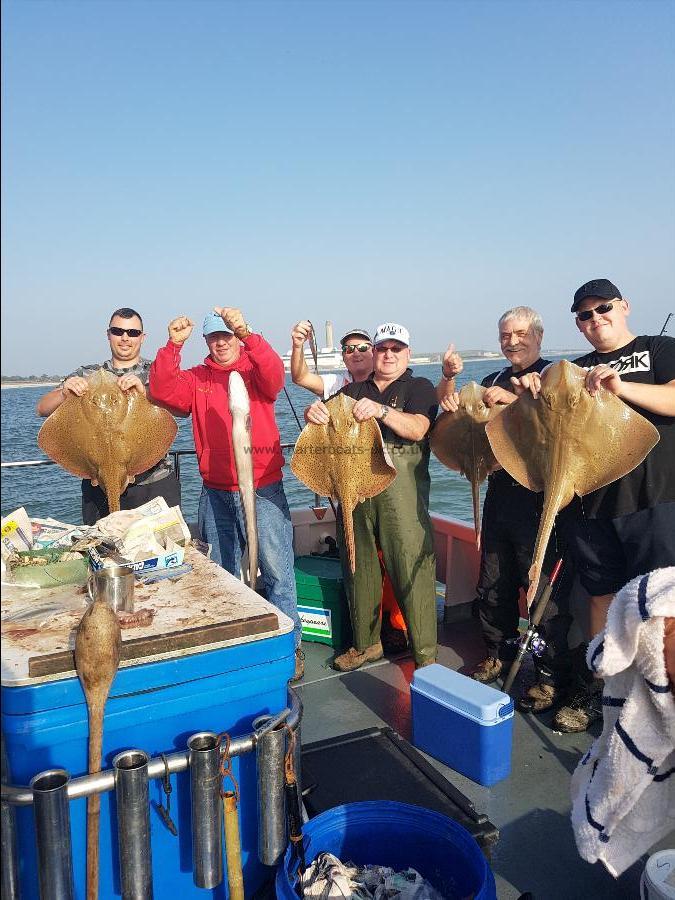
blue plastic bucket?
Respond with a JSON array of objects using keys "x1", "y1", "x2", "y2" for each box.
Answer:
[{"x1": 276, "y1": 800, "x2": 497, "y2": 899}]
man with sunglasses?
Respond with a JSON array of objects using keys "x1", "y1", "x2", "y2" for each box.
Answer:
[
  {"x1": 322, "y1": 322, "x2": 440, "y2": 672},
  {"x1": 516, "y1": 279, "x2": 675, "y2": 730},
  {"x1": 571, "y1": 279, "x2": 675, "y2": 608},
  {"x1": 36, "y1": 307, "x2": 180, "y2": 524},
  {"x1": 291, "y1": 322, "x2": 374, "y2": 399}
]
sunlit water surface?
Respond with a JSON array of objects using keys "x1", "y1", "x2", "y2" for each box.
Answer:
[{"x1": 1, "y1": 359, "x2": 571, "y2": 526}]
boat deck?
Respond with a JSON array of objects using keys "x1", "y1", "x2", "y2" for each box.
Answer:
[{"x1": 294, "y1": 611, "x2": 673, "y2": 900}]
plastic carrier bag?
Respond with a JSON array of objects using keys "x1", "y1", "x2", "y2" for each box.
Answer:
[{"x1": 6, "y1": 548, "x2": 89, "y2": 590}]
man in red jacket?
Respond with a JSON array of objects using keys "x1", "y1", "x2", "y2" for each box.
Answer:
[{"x1": 150, "y1": 307, "x2": 303, "y2": 678}]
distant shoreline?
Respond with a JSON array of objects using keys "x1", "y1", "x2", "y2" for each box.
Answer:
[
  {"x1": 1, "y1": 351, "x2": 586, "y2": 387},
  {"x1": 1, "y1": 382, "x2": 59, "y2": 389}
]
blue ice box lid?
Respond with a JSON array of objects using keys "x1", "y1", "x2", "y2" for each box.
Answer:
[{"x1": 411, "y1": 664, "x2": 514, "y2": 725}]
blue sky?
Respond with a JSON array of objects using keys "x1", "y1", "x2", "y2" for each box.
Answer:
[{"x1": 2, "y1": 0, "x2": 674, "y2": 375}]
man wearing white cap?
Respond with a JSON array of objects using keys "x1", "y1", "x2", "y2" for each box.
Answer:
[
  {"x1": 149, "y1": 307, "x2": 304, "y2": 680},
  {"x1": 326, "y1": 322, "x2": 440, "y2": 671}
]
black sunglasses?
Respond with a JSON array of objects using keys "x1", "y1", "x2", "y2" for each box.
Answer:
[
  {"x1": 342, "y1": 343, "x2": 371, "y2": 354},
  {"x1": 108, "y1": 326, "x2": 143, "y2": 337},
  {"x1": 576, "y1": 302, "x2": 614, "y2": 322},
  {"x1": 374, "y1": 344, "x2": 406, "y2": 353}
]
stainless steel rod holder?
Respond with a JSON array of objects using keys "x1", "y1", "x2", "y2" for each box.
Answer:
[
  {"x1": 253, "y1": 714, "x2": 287, "y2": 866},
  {"x1": 1, "y1": 733, "x2": 20, "y2": 900},
  {"x1": 30, "y1": 769, "x2": 75, "y2": 900},
  {"x1": 188, "y1": 732, "x2": 223, "y2": 889},
  {"x1": 113, "y1": 750, "x2": 153, "y2": 900},
  {"x1": 3, "y1": 689, "x2": 302, "y2": 806},
  {"x1": 0, "y1": 796, "x2": 19, "y2": 900}
]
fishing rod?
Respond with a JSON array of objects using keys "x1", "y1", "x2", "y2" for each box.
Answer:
[
  {"x1": 659, "y1": 313, "x2": 673, "y2": 336},
  {"x1": 283, "y1": 386, "x2": 305, "y2": 432},
  {"x1": 502, "y1": 557, "x2": 566, "y2": 695}
]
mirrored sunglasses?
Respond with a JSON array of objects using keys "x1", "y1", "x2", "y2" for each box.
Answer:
[
  {"x1": 576, "y1": 302, "x2": 614, "y2": 322},
  {"x1": 108, "y1": 326, "x2": 143, "y2": 337},
  {"x1": 342, "y1": 343, "x2": 372, "y2": 354}
]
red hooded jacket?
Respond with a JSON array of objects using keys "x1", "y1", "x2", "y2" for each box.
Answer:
[{"x1": 149, "y1": 335, "x2": 286, "y2": 491}]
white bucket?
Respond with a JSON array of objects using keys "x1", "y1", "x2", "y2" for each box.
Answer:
[{"x1": 640, "y1": 851, "x2": 675, "y2": 900}]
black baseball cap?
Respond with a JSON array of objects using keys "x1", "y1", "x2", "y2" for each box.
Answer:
[
  {"x1": 340, "y1": 328, "x2": 372, "y2": 346},
  {"x1": 571, "y1": 279, "x2": 622, "y2": 313}
]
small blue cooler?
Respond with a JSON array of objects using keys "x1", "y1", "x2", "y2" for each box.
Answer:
[{"x1": 411, "y1": 664, "x2": 514, "y2": 786}]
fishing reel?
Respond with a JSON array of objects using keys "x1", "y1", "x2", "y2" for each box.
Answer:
[
  {"x1": 528, "y1": 634, "x2": 548, "y2": 658},
  {"x1": 506, "y1": 630, "x2": 548, "y2": 658}
]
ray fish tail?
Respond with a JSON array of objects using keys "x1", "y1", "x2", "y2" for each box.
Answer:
[{"x1": 526, "y1": 427, "x2": 571, "y2": 606}]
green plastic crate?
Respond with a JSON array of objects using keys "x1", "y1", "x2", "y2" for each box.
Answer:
[{"x1": 294, "y1": 555, "x2": 352, "y2": 649}]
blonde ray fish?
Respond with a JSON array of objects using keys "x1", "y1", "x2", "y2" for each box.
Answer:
[
  {"x1": 290, "y1": 393, "x2": 397, "y2": 572},
  {"x1": 485, "y1": 360, "x2": 660, "y2": 606},
  {"x1": 37, "y1": 369, "x2": 177, "y2": 513},
  {"x1": 430, "y1": 381, "x2": 503, "y2": 549},
  {"x1": 74, "y1": 596, "x2": 121, "y2": 899}
]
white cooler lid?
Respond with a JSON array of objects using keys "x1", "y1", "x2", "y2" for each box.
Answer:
[{"x1": 411, "y1": 663, "x2": 513, "y2": 724}]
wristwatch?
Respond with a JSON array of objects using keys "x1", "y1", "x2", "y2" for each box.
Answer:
[
  {"x1": 380, "y1": 404, "x2": 389, "y2": 420},
  {"x1": 441, "y1": 369, "x2": 454, "y2": 381}
]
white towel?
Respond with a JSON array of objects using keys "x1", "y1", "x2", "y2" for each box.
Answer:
[{"x1": 570, "y1": 567, "x2": 675, "y2": 877}]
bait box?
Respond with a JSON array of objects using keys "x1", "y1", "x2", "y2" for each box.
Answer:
[
  {"x1": 87, "y1": 544, "x2": 185, "y2": 574},
  {"x1": 411, "y1": 664, "x2": 514, "y2": 786}
]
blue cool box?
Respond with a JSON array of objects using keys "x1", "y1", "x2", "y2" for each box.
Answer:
[
  {"x1": 411, "y1": 664, "x2": 514, "y2": 786},
  {"x1": 2, "y1": 631, "x2": 295, "y2": 900}
]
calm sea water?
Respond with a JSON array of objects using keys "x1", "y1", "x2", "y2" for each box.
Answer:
[{"x1": 1, "y1": 361, "x2": 540, "y2": 526}]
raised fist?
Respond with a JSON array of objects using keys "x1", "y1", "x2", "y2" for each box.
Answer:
[
  {"x1": 168, "y1": 317, "x2": 194, "y2": 345},
  {"x1": 214, "y1": 307, "x2": 248, "y2": 338}
]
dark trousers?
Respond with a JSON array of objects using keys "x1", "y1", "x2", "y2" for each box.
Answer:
[
  {"x1": 477, "y1": 477, "x2": 573, "y2": 685},
  {"x1": 568, "y1": 501, "x2": 675, "y2": 595},
  {"x1": 81, "y1": 471, "x2": 181, "y2": 525}
]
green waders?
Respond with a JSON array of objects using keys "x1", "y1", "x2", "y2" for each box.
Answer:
[{"x1": 339, "y1": 440, "x2": 438, "y2": 666}]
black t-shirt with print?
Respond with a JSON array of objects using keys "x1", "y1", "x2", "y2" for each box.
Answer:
[
  {"x1": 573, "y1": 335, "x2": 675, "y2": 519},
  {"x1": 340, "y1": 368, "x2": 438, "y2": 445},
  {"x1": 482, "y1": 357, "x2": 551, "y2": 505}
]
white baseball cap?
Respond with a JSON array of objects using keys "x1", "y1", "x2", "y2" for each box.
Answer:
[{"x1": 373, "y1": 323, "x2": 410, "y2": 347}]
